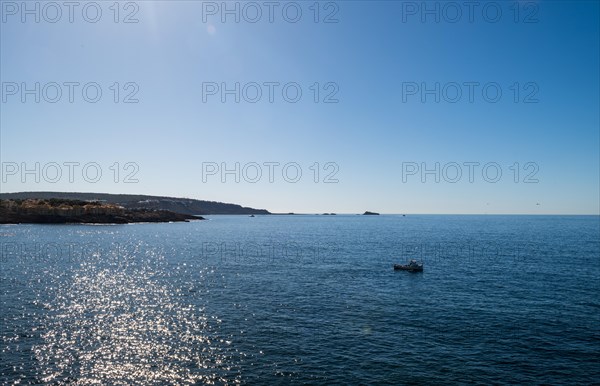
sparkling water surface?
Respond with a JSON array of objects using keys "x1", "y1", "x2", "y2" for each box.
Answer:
[{"x1": 1, "y1": 215, "x2": 599, "y2": 384}]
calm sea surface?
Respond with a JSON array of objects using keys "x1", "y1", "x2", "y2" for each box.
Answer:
[{"x1": 1, "y1": 215, "x2": 599, "y2": 384}]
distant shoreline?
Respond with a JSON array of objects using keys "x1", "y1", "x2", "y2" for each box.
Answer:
[{"x1": 0, "y1": 192, "x2": 270, "y2": 216}]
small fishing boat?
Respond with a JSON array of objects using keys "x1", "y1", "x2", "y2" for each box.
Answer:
[{"x1": 394, "y1": 259, "x2": 423, "y2": 272}]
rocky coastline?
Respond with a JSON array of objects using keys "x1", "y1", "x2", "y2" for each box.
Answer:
[{"x1": 0, "y1": 199, "x2": 201, "y2": 224}]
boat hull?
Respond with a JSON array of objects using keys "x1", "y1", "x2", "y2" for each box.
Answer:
[{"x1": 393, "y1": 264, "x2": 423, "y2": 272}]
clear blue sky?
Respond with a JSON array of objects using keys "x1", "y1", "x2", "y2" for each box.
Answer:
[{"x1": 1, "y1": 0, "x2": 598, "y2": 214}]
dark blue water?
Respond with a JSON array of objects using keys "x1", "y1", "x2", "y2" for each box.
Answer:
[{"x1": 1, "y1": 215, "x2": 599, "y2": 384}]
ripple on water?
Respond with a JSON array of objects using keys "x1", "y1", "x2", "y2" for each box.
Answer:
[{"x1": 29, "y1": 244, "x2": 243, "y2": 385}]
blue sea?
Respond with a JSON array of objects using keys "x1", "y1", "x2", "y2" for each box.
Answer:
[{"x1": 1, "y1": 215, "x2": 599, "y2": 384}]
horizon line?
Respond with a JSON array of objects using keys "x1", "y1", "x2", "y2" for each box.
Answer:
[{"x1": 1, "y1": 191, "x2": 598, "y2": 216}]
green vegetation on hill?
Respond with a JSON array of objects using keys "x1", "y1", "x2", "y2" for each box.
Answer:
[{"x1": 0, "y1": 192, "x2": 270, "y2": 215}]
